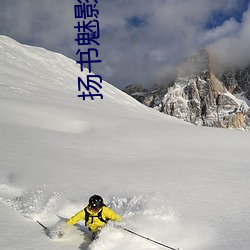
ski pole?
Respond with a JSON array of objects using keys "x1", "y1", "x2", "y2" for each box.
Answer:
[
  {"x1": 122, "y1": 227, "x2": 180, "y2": 250},
  {"x1": 37, "y1": 220, "x2": 48, "y2": 231}
]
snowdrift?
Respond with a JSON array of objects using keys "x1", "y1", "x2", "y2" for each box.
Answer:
[{"x1": 0, "y1": 36, "x2": 250, "y2": 250}]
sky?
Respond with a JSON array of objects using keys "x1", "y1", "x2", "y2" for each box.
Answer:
[{"x1": 0, "y1": 0, "x2": 249, "y2": 89}]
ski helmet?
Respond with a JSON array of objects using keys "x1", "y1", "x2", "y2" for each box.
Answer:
[{"x1": 89, "y1": 195, "x2": 104, "y2": 210}]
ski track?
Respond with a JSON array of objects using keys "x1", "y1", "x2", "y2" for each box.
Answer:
[{"x1": 0, "y1": 180, "x2": 212, "y2": 250}]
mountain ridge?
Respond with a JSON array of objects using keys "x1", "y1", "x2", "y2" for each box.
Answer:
[{"x1": 123, "y1": 49, "x2": 250, "y2": 130}]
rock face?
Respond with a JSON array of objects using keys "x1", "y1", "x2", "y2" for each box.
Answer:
[
  {"x1": 123, "y1": 84, "x2": 147, "y2": 103},
  {"x1": 124, "y1": 49, "x2": 250, "y2": 130},
  {"x1": 218, "y1": 66, "x2": 250, "y2": 100}
]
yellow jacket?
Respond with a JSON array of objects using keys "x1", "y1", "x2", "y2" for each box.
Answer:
[{"x1": 67, "y1": 206, "x2": 121, "y2": 233}]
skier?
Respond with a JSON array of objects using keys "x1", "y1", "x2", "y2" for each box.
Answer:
[{"x1": 66, "y1": 194, "x2": 122, "y2": 239}]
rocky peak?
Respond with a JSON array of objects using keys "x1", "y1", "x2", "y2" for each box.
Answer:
[
  {"x1": 177, "y1": 48, "x2": 210, "y2": 78},
  {"x1": 123, "y1": 49, "x2": 250, "y2": 130}
]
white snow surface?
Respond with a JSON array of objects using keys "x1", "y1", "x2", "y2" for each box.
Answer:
[{"x1": 0, "y1": 35, "x2": 250, "y2": 250}]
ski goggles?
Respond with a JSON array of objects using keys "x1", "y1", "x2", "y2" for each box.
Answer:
[{"x1": 89, "y1": 204, "x2": 101, "y2": 212}]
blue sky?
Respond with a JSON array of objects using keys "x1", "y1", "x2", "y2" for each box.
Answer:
[
  {"x1": 206, "y1": 0, "x2": 249, "y2": 29},
  {"x1": 0, "y1": 0, "x2": 249, "y2": 89}
]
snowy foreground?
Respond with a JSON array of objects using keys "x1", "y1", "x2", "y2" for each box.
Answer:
[{"x1": 0, "y1": 36, "x2": 250, "y2": 250}]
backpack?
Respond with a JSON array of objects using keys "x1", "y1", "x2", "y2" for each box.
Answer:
[{"x1": 84, "y1": 206, "x2": 109, "y2": 226}]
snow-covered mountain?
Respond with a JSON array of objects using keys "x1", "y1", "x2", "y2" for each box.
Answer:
[
  {"x1": 1, "y1": 36, "x2": 250, "y2": 250},
  {"x1": 124, "y1": 49, "x2": 250, "y2": 130}
]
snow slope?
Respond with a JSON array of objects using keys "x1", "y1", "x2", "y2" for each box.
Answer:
[{"x1": 0, "y1": 35, "x2": 250, "y2": 250}]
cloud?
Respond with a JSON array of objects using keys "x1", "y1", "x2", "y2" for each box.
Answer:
[
  {"x1": 200, "y1": 18, "x2": 240, "y2": 45},
  {"x1": 0, "y1": 0, "x2": 249, "y2": 89},
  {"x1": 0, "y1": 0, "x2": 75, "y2": 54},
  {"x1": 97, "y1": 0, "x2": 249, "y2": 87},
  {"x1": 209, "y1": 4, "x2": 250, "y2": 69}
]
